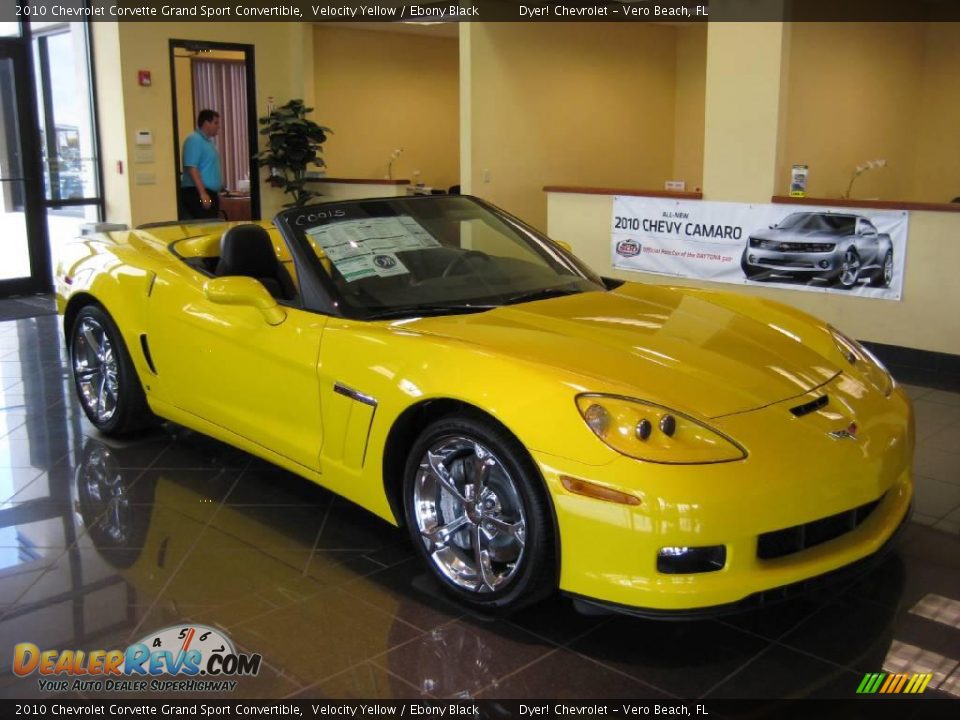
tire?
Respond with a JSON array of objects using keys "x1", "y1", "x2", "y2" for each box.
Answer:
[
  {"x1": 869, "y1": 249, "x2": 894, "y2": 288},
  {"x1": 836, "y1": 248, "x2": 861, "y2": 289},
  {"x1": 69, "y1": 305, "x2": 157, "y2": 436},
  {"x1": 403, "y1": 413, "x2": 556, "y2": 614}
]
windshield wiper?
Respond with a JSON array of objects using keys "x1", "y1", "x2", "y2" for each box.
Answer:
[
  {"x1": 364, "y1": 304, "x2": 497, "y2": 320},
  {"x1": 502, "y1": 286, "x2": 583, "y2": 306}
]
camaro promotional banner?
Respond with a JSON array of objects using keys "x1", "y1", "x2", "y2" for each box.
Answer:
[{"x1": 611, "y1": 197, "x2": 908, "y2": 300}]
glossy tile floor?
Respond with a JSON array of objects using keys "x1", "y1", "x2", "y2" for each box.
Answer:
[{"x1": 0, "y1": 314, "x2": 958, "y2": 700}]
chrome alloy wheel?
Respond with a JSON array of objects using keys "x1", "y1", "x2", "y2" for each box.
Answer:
[
  {"x1": 413, "y1": 436, "x2": 527, "y2": 593},
  {"x1": 73, "y1": 317, "x2": 119, "y2": 423},
  {"x1": 840, "y1": 249, "x2": 861, "y2": 288},
  {"x1": 883, "y1": 252, "x2": 894, "y2": 285}
]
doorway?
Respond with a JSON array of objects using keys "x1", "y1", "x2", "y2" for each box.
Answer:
[
  {"x1": 0, "y1": 21, "x2": 105, "y2": 298},
  {"x1": 169, "y1": 40, "x2": 260, "y2": 221},
  {"x1": 0, "y1": 40, "x2": 49, "y2": 295}
]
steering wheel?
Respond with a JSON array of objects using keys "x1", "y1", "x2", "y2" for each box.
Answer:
[{"x1": 441, "y1": 250, "x2": 493, "y2": 278}]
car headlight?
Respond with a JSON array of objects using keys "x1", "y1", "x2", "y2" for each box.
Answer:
[
  {"x1": 829, "y1": 326, "x2": 894, "y2": 397},
  {"x1": 575, "y1": 394, "x2": 746, "y2": 464}
]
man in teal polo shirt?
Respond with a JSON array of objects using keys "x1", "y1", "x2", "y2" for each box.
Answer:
[{"x1": 180, "y1": 109, "x2": 223, "y2": 219}]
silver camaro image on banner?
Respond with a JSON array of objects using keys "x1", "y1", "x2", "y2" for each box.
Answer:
[{"x1": 741, "y1": 212, "x2": 894, "y2": 289}]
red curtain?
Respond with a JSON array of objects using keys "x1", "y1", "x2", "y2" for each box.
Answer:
[{"x1": 192, "y1": 59, "x2": 248, "y2": 193}]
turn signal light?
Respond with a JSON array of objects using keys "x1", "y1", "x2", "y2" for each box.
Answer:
[{"x1": 560, "y1": 475, "x2": 642, "y2": 506}]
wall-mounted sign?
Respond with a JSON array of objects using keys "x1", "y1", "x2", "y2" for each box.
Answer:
[{"x1": 611, "y1": 197, "x2": 908, "y2": 301}]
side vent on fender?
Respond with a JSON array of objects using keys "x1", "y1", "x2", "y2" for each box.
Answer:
[
  {"x1": 789, "y1": 395, "x2": 829, "y2": 417},
  {"x1": 140, "y1": 334, "x2": 157, "y2": 375}
]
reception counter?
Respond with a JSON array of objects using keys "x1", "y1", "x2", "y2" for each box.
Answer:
[
  {"x1": 545, "y1": 186, "x2": 960, "y2": 357},
  {"x1": 305, "y1": 177, "x2": 410, "y2": 203}
]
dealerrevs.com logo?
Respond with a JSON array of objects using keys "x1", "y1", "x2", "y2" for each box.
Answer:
[{"x1": 13, "y1": 624, "x2": 262, "y2": 693}]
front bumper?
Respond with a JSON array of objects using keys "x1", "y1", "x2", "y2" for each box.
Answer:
[
  {"x1": 566, "y1": 499, "x2": 911, "y2": 619},
  {"x1": 743, "y1": 248, "x2": 842, "y2": 276},
  {"x1": 535, "y1": 381, "x2": 914, "y2": 613}
]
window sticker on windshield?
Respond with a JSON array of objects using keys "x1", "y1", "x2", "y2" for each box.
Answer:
[
  {"x1": 335, "y1": 252, "x2": 409, "y2": 282},
  {"x1": 305, "y1": 216, "x2": 440, "y2": 282}
]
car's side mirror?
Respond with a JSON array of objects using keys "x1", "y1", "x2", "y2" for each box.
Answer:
[
  {"x1": 769, "y1": 224, "x2": 778, "y2": 229},
  {"x1": 553, "y1": 239, "x2": 573, "y2": 253},
  {"x1": 203, "y1": 276, "x2": 286, "y2": 326}
]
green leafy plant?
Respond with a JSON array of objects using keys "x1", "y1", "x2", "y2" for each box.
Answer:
[{"x1": 255, "y1": 99, "x2": 331, "y2": 207}]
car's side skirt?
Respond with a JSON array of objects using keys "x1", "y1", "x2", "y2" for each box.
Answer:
[{"x1": 149, "y1": 398, "x2": 401, "y2": 529}]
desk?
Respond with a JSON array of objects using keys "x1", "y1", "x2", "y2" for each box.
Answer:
[{"x1": 220, "y1": 195, "x2": 252, "y2": 221}]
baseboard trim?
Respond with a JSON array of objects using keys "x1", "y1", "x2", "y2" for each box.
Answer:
[{"x1": 861, "y1": 341, "x2": 960, "y2": 393}]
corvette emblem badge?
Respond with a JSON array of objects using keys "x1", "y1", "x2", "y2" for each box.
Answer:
[{"x1": 828, "y1": 422, "x2": 859, "y2": 440}]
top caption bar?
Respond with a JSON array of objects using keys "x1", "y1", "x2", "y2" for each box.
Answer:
[{"x1": 3, "y1": 0, "x2": 960, "y2": 23}]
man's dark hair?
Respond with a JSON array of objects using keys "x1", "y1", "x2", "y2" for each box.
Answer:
[{"x1": 197, "y1": 109, "x2": 220, "y2": 127}]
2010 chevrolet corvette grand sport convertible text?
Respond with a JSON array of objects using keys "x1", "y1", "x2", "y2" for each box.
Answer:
[{"x1": 55, "y1": 195, "x2": 913, "y2": 616}]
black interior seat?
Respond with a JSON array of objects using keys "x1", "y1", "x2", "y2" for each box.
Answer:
[{"x1": 215, "y1": 224, "x2": 297, "y2": 301}]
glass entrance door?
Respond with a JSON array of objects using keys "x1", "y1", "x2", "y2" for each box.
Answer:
[{"x1": 0, "y1": 42, "x2": 48, "y2": 294}]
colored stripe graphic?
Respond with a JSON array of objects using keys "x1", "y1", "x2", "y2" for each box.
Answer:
[
  {"x1": 892, "y1": 674, "x2": 910, "y2": 693},
  {"x1": 858, "y1": 672, "x2": 933, "y2": 694},
  {"x1": 857, "y1": 673, "x2": 885, "y2": 693},
  {"x1": 914, "y1": 673, "x2": 933, "y2": 693}
]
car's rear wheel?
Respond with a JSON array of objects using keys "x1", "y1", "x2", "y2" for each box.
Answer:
[
  {"x1": 70, "y1": 305, "x2": 157, "y2": 436},
  {"x1": 869, "y1": 249, "x2": 894, "y2": 288},
  {"x1": 403, "y1": 414, "x2": 555, "y2": 613},
  {"x1": 837, "y1": 248, "x2": 861, "y2": 289}
]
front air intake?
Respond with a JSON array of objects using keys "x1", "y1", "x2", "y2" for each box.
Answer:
[
  {"x1": 790, "y1": 395, "x2": 829, "y2": 417},
  {"x1": 757, "y1": 495, "x2": 884, "y2": 560}
]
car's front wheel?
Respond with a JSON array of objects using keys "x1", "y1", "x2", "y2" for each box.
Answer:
[
  {"x1": 403, "y1": 414, "x2": 555, "y2": 613},
  {"x1": 70, "y1": 305, "x2": 157, "y2": 436},
  {"x1": 837, "y1": 248, "x2": 862, "y2": 289}
]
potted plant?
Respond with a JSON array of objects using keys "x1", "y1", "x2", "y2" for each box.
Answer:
[{"x1": 255, "y1": 99, "x2": 332, "y2": 207}]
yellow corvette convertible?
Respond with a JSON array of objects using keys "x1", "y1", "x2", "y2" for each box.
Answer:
[{"x1": 55, "y1": 195, "x2": 913, "y2": 616}]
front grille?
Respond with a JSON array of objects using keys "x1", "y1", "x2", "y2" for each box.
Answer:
[
  {"x1": 757, "y1": 495, "x2": 885, "y2": 560},
  {"x1": 750, "y1": 238, "x2": 836, "y2": 253},
  {"x1": 758, "y1": 258, "x2": 816, "y2": 269}
]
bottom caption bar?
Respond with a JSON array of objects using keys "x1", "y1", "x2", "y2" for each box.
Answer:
[{"x1": 0, "y1": 699, "x2": 956, "y2": 719}]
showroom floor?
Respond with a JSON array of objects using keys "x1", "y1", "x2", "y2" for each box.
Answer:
[{"x1": 0, "y1": 313, "x2": 958, "y2": 700}]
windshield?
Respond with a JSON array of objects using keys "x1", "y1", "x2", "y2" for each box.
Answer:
[
  {"x1": 277, "y1": 196, "x2": 605, "y2": 319},
  {"x1": 776, "y1": 213, "x2": 857, "y2": 234}
]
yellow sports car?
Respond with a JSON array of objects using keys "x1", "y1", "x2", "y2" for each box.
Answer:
[{"x1": 55, "y1": 195, "x2": 913, "y2": 616}]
